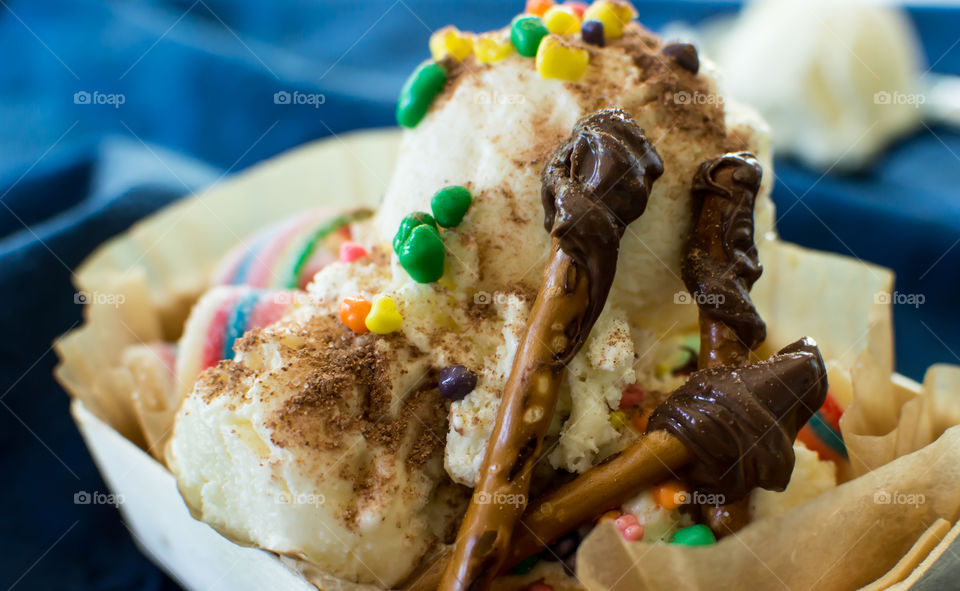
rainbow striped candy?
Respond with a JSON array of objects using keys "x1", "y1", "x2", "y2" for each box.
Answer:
[
  {"x1": 213, "y1": 208, "x2": 372, "y2": 290},
  {"x1": 175, "y1": 286, "x2": 299, "y2": 396},
  {"x1": 797, "y1": 390, "x2": 847, "y2": 463}
]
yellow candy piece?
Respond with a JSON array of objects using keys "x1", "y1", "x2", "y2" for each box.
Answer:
[
  {"x1": 474, "y1": 31, "x2": 515, "y2": 63},
  {"x1": 582, "y1": 0, "x2": 636, "y2": 39},
  {"x1": 429, "y1": 26, "x2": 474, "y2": 61},
  {"x1": 365, "y1": 295, "x2": 403, "y2": 334},
  {"x1": 609, "y1": 410, "x2": 629, "y2": 430},
  {"x1": 536, "y1": 35, "x2": 590, "y2": 81},
  {"x1": 543, "y1": 6, "x2": 581, "y2": 35}
]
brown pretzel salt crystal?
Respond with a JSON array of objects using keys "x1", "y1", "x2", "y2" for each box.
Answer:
[{"x1": 438, "y1": 109, "x2": 664, "y2": 591}]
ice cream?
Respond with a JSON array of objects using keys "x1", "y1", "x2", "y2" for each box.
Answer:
[
  {"x1": 370, "y1": 29, "x2": 777, "y2": 334},
  {"x1": 168, "y1": 7, "x2": 803, "y2": 587},
  {"x1": 705, "y1": 0, "x2": 925, "y2": 169},
  {"x1": 168, "y1": 300, "x2": 458, "y2": 586}
]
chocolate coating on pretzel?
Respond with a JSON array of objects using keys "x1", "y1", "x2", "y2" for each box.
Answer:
[
  {"x1": 542, "y1": 108, "x2": 663, "y2": 360},
  {"x1": 682, "y1": 153, "x2": 765, "y2": 352},
  {"x1": 647, "y1": 337, "x2": 828, "y2": 500}
]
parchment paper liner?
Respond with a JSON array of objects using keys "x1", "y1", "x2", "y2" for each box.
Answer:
[{"x1": 53, "y1": 130, "x2": 960, "y2": 590}]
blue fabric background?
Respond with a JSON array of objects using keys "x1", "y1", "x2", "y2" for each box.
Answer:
[{"x1": 1, "y1": 1, "x2": 957, "y2": 589}]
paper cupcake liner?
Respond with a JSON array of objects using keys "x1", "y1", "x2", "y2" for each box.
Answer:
[{"x1": 55, "y1": 129, "x2": 960, "y2": 591}]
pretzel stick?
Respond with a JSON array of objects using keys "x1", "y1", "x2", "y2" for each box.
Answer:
[
  {"x1": 438, "y1": 109, "x2": 664, "y2": 591},
  {"x1": 507, "y1": 152, "x2": 769, "y2": 566}
]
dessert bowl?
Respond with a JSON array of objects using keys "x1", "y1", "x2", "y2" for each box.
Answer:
[
  {"x1": 57, "y1": 129, "x2": 960, "y2": 591},
  {"x1": 55, "y1": 4, "x2": 960, "y2": 590}
]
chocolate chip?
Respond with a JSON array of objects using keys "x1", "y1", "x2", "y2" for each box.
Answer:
[
  {"x1": 438, "y1": 365, "x2": 477, "y2": 400},
  {"x1": 663, "y1": 42, "x2": 699, "y2": 74}
]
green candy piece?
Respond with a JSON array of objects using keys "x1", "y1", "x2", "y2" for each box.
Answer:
[
  {"x1": 398, "y1": 224, "x2": 445, "y2": 283},
  {"x1": 396, "y1": 61, "x2": 448, "y2": 128},
  {"x1": 510, "y1": 15, "x2": 550, "y2": 58},
  {"x1": 393, "y1": 212, "x2": 438, "y2": 255},
  {"x1": 670, "y1": 524, "x2": 717, "y2": 546},
  {"x1": 510, "y1": 554, "x2": 539, "y2": 575},
  {"x1": 431, "y1": 185, "x2": 473, "y2": 228}
]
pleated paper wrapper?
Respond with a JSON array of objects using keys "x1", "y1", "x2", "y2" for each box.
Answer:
[{"x1": 54, "y1": 129, "x2": 960, "y2": 591}]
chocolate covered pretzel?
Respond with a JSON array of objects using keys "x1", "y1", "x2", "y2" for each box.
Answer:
[
  {"x1": 682, "y1": 152, "x2": 765, "y2": 530},
  {"x1": 683, "y1": 152, "x2": 766, "y2": 368},
  {"x1": 438, "y1": 109, "x2": 664, "y2": 591}
]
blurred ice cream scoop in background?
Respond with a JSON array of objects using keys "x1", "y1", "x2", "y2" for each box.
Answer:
[{"x1": 680, "y1": 0, "x2": 960, "y2": 170}]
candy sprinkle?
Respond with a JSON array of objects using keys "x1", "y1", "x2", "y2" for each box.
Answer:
[
  {"x1": 543, "y1": 5, "x2": 581, "y2": 35},
  {"x1": 536, "y1": 34, "x2": 589, "y2": 81},
  {"x1": 339, "y1": 241, "x2": 368, "y2": 263},
  {"x1": 474, "y1": 31, "x2": 515, "y2": 63},
  {"x1": 582, "y1": 0, "x2": 635, "y2": 40},
  {"x1": 671, "y1": 524, "x2": 717, "y2": 546},
  {"x1": 525, "y1": 0, "x2": 555, "y2": 16},
  {"x1": 615, "y1": 514, "x2": 645, "y2": 542},
  {"x1": 365, "y1": 296, "x2": 403, "y2": 334},
  {"x1": 653, "y1": 479, "x2": 689, "y2": 510},
  {"x1": 597, "y1": 510, "x2": 621, "y2": 523},
  {"x1": 511, "y1": 15, "x2": 550, "y2": 57},
  {"x1": 438, "y1": 365, "x2": 478, "y2": 400},
  {"x1": 393, "y1": 212, "x2": 438, "y2": 255},
  {"x1": 563, "y1": 1, "x2": 589, "y2": 18},
  {"x1": 431, "y1": 185, "x2": 473, "y2": 228},
  {"x1": 397, "y1": 223, "x2": 446, "y2": 283},
  {"x1": 396, "y1": 61, "x2": 448, "y2": 129},
  {"x1": 609, "y1": 410, "x2": 629, "y2": 430},
  {"x1": 339, "y1": 296, "x2": 372, "y2": 334},
  {"x1": 430, "y1": 26, "x2": 474, "y2": 62},
  {"x1": 581, "y1": 19, "x2": 604, "y2": 46},
  {"x1": 619, "y1": 383, "x2": 645, "y2": 409}
]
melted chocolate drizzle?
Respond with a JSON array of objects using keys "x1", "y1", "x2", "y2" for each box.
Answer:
[
  {"x1": 647, "y1": 337, "x2": 828, "y2": 500},
  {"x1": 682, "y1": 152, "x2": 766, "y2": 351},
  {"x1": 541, "y1": 109, "x2": 664, "y2": 359}
]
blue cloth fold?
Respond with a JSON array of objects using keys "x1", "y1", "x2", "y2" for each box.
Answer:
[{"x1": 1, "y1": 1, "x2": 958, "y2": 589}]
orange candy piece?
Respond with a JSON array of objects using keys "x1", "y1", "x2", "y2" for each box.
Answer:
[
  {"x1": 525, "y1": 0, "x2": 555, "y2": 16},
  {"x1": 630, "y1": 408, "x2": 652, "y2": 433},
  {"x1": 339, "y1": 296, "x2": 372, "y2": 334},
  {"x1": 597, "y1": 510, "x2": 621, "y2": 523},
  {"x1": 653, "y1": 479, "x2": 689, "y2": 510}
]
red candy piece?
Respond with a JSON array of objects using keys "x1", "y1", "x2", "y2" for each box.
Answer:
[
  {"x1": 339, "y1": 296, "x2": 372, "y2": 334},
  {"x1": 563, "y1": 0, "x2": 588, "y2": 17},
  {"x1": 619, "y1": 383, "x2": 646, "y2": 409},
  {"x1": 819, "y1": 390, "x2": 844, "y2": 431},
  {"x1": 615, "y1": 513, "x2": 644, "y2": 541},
  {"x1": 526, "y1": 0, "x2": 555, "y2": 16},
  {"x1": 797, "y1": 425, "x2": 845, "y2": 464},
  {"x1": 339, "y1": 241, "x2": 369, "y2": 263}
]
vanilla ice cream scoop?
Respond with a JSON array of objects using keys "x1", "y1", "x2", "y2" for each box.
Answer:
[
  {"x1": 168, "y1": 304, "x2": 454, "y2": 587},
  {"x1": 371, "y1": 21, "x2": 776, "y2": 334},
  {"x1": 708, "y1": 0, "x2": 925, "y2": 169}
]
